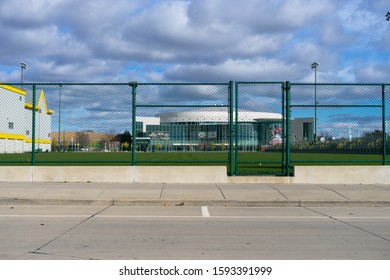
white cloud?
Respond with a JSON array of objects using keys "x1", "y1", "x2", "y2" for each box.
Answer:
[
  {"x1": 1, "y1": 0, "x2": 388, "y2": 137},
  {"x1": 0, "y1": 0, "x2": 389, "y2": 85},
  {"x1": 164, "y1": 57, "x2": 301, "y2": 82}
]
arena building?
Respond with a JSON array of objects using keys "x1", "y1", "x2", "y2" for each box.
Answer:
[{"x1": 135, "y1": 108, "x2": 313, "y2": 152}]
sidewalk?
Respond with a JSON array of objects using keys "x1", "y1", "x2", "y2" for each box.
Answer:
[{"x1": 1, "y1": 182, "x2": 390, "y2": 207}]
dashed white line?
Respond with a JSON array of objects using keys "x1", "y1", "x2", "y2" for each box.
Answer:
[{"x1": 201, "y1": 206, "x2": 210, "y2": 217}]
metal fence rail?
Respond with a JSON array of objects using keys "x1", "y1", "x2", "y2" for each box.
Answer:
[
  {"x1": 235, "y1": 82, "x2": 286, "y2": 176},
  {"x1": 0, "y1": 81, "x2": 389, "y2": 176},
  {"x1": 288, "y1": 83, "x2": 387, "y2": 170},
  {"x1": 130, "y1": 82, "x2": 234, "y2": 175}
]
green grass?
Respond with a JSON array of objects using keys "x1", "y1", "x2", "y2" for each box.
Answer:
[{"x1": 0, "y1": 151, "x2": 385, "y2": 175}]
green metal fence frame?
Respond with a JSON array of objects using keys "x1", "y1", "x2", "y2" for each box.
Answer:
[
  {"x1": 1, "y1": 82, "x2": 389, "y2": 176},
  {"x1": 131, "y1": 82, "x2": 233, "y2": 174},
  {"x1": 234, "y1": 81, "x2": 287, "y2": 176},
  {"x1": 288, "y1": 82, "x2": 388, "y2": 170}
]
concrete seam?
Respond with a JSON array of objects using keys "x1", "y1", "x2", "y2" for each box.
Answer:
[
  {"x1": 267, "y1": 184, "x2": 288, "y2": 200},
  {"x1": 30, "y1": 166, "x2": 34, "y2": 182},
  {"x1": 214, "y1": 184, "x2": 226, "y2": 199},
  {"x1": 304, "y1": 206, "x2": 390, "y2": 243},
  {"x1": 318, "y1": 185, "x2": 350, "y2": 200},
  {"x1": 159, "y1": 184, "x2": 164, "y2": 199},
  {"x1": 31, "y1": 204, "x2": 113, "y2": 253},
  {"x1": 373, "y1": 184, "x2": 390, "y2": 191}
]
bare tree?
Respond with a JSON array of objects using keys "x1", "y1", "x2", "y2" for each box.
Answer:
[{"x1": 75, "y1": 131, "x2": 90, "y2": 148}]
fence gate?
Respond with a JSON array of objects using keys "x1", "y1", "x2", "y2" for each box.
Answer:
[{"x1": 235, "y1": 82, "x2": 287, "y2": 176}]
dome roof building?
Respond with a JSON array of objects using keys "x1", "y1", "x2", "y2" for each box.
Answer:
[
  {"x1": 135, "y1": 108, "x2": 313, "y2": 152},
  {"x1": 158, "y1": 108, "x2": 282, "y2": 124}
]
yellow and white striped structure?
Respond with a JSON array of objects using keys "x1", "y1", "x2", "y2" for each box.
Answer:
[{"x1": 0, "y1": 84, "x2": 53, "y2": 153}]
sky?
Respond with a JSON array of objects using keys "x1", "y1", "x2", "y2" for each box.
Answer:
[
  {"x1": 1, "y1": 0, "x2": 390, "y2": 138},
  {"x1": 1, "y1": 0, "x2": 390, "y2": 83}
]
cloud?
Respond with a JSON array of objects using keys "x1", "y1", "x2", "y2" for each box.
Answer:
[
  {"x1": 1, "y1": 0, "x2": 390, "y2": 134},
  {"x1": 1, "y1": 0, "x2": 388, "y2": 84},
  {"x1": 355, "y1": 65, "x2": 390, "y2": 83},
  {"x1": 164, "y1": 57, "x2": 301, "y2": 82}
]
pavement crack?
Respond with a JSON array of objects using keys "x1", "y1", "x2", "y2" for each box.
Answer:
[
  {"x1": 28, "y1": 251, "x2": 98, "y2": 260},
  {"x1": 215, "y1": 184, "x2": 226, "y2": 199},
  {"x1": 160, "y1": 184, "x2": 165, "y2": 199},
  {"x1": 318, "y1": 185, "x2": 350, "y2": 200},
  {"x1": 304, "y1": 207, "x2": 390, "y2": 243},
  {"x1": 373, "y1": 184, "x2": 390, "y2": 191},
  {"x1": 267, "y1": 184, "x2": 288, "y2": 200},
  {"x1": 32, "y1": 205, "x2": 113, "y2": 253}
]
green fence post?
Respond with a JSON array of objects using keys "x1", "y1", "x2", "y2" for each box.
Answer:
[
  {"x1": 131, "y1": 81, "x2": 137, "y2": 166},
  {"x1": 31, "y1": 84, "x2": 36, "y2": 166},
  {"x1": 285, "y1": 81, "x2": 291, "y2": 176},
  {"x1": 281, "y1": 83, "x2": 286, "y2": 176},
  {"x1": 382, "y1": 84, "x2": 387, "y2": 165},
  {"x1": 235, "y1": 82, "x2": 239, "y2": 176},
  {"x1": 229, "y1": 81, "x2": 234, "y2": 176}
]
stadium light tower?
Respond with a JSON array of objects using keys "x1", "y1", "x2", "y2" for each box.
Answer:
[
  {"x1": 386, "y1": 11, "x2": 390, "y2": 21},
  {"x1": 311, "y1": 62, "x2": 319, "y2": 143},
  {"x1": 20, "y1": 62, "x2": 27, "y2": 87}
]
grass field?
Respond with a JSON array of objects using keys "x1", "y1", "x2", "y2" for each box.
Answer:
[{"x1": 0, "y1": 151, "x2": 385, "y2": 175}]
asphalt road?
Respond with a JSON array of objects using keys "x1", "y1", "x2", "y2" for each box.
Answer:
[{"x1": 0, "y1": 205, "x2": 389, "y2": 260}]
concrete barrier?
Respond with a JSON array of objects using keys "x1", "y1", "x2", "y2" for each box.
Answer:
[
  {"x1": 0, "y1": 167, "x2": 32, "y2": 182},
  {"x1": 0, "y1": 166, "x2": 228, "y2": 183},
  {"x1": 0, "y1": 165, "x2": 389, "y2": 184},
  {"x1": 293, "y1": 166, "x2": 390, "y2": 184},
  {"x1": 32, "y1": 166, "x2": 133, "y2": 183}
]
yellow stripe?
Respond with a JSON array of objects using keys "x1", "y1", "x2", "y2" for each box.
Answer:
[
  {"x1": 24, "y1": 90, "x2": 55, "y2": 114},
  {"x1": 0, "y1": 84, "x2": 26, "y2": 96},
  {"x1": 0, "y1": 133, "x2": 25, "y2": 140},
  {"x1": 25, "y1": 103, "x2": 33, "y2": 110},
  {"x1": 24, "y1": 138, "x2": 51, "y2": 144},
  {"x1": 0, "y1": 133, "x2": 51, "y2": 144}
]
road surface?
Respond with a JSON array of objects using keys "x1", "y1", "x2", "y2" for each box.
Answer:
[{"x1": 0, "y1": 205, "x2": 389, "y2": 259}]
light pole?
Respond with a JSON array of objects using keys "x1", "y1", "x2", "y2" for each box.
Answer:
[
  {"x1": 20, "y1": 62, "x2": 27, "y2": 88},
  {"x1": 58, "y1": 83, "x2": 63, "y2": 152},
  {"x1": 311, "y1": 62, "x2": 319, "y2": 143},
  {"x1": 386, "y1": 11, "x2": 390, "y2": 21}
]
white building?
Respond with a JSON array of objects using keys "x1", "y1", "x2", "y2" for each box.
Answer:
[{"x1": 0, "y1": 84, "x2": 53, "y2": 153}]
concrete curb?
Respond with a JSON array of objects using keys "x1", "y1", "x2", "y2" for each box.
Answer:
[{"x1": 1, "y1": 198, "x2": 390, "y2": 207}]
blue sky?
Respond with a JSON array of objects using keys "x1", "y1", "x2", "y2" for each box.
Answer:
[
  {"x1": 1, "y1": 0, "x2": 390, "y2": 137},
  {"x1": 1, "y1": 0, "x2": 390, "y2": 83}
]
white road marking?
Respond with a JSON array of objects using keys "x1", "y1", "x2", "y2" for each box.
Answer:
[
  {"x1": 0, "y1": 213, "x2": 389, "y2": 219},
  {"x1": 201, "y1": 206, "x2": 210, "y2": 217},
  {"x1": 0, "y1": 215, "x2": 90, "y2": 218},
  {"x1": 0, "y1": 213, "x2": 390, "y2": 220}
]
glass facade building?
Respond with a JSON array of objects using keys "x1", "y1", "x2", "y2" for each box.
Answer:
[{"x1": 135, "y1": 109, "x2": 313, "y2": 152}]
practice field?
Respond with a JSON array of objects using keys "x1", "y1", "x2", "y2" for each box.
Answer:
[{"x1": 0, "y1": 151, "x2": 385, "y2": 175}]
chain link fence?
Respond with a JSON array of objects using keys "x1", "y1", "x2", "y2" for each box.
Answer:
[
  {"x1": 235, "y1": 82, "x2": 286, "y2": 175},
  {"x1": 0, "y1": 82, "x2": 389, "y2": 175},
  {"x1": 289, "y1": 83, "x2": 386, "y2": 168},
  {"x1": 132, "y1": 82, "x2": 233, "y2": 174}
]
